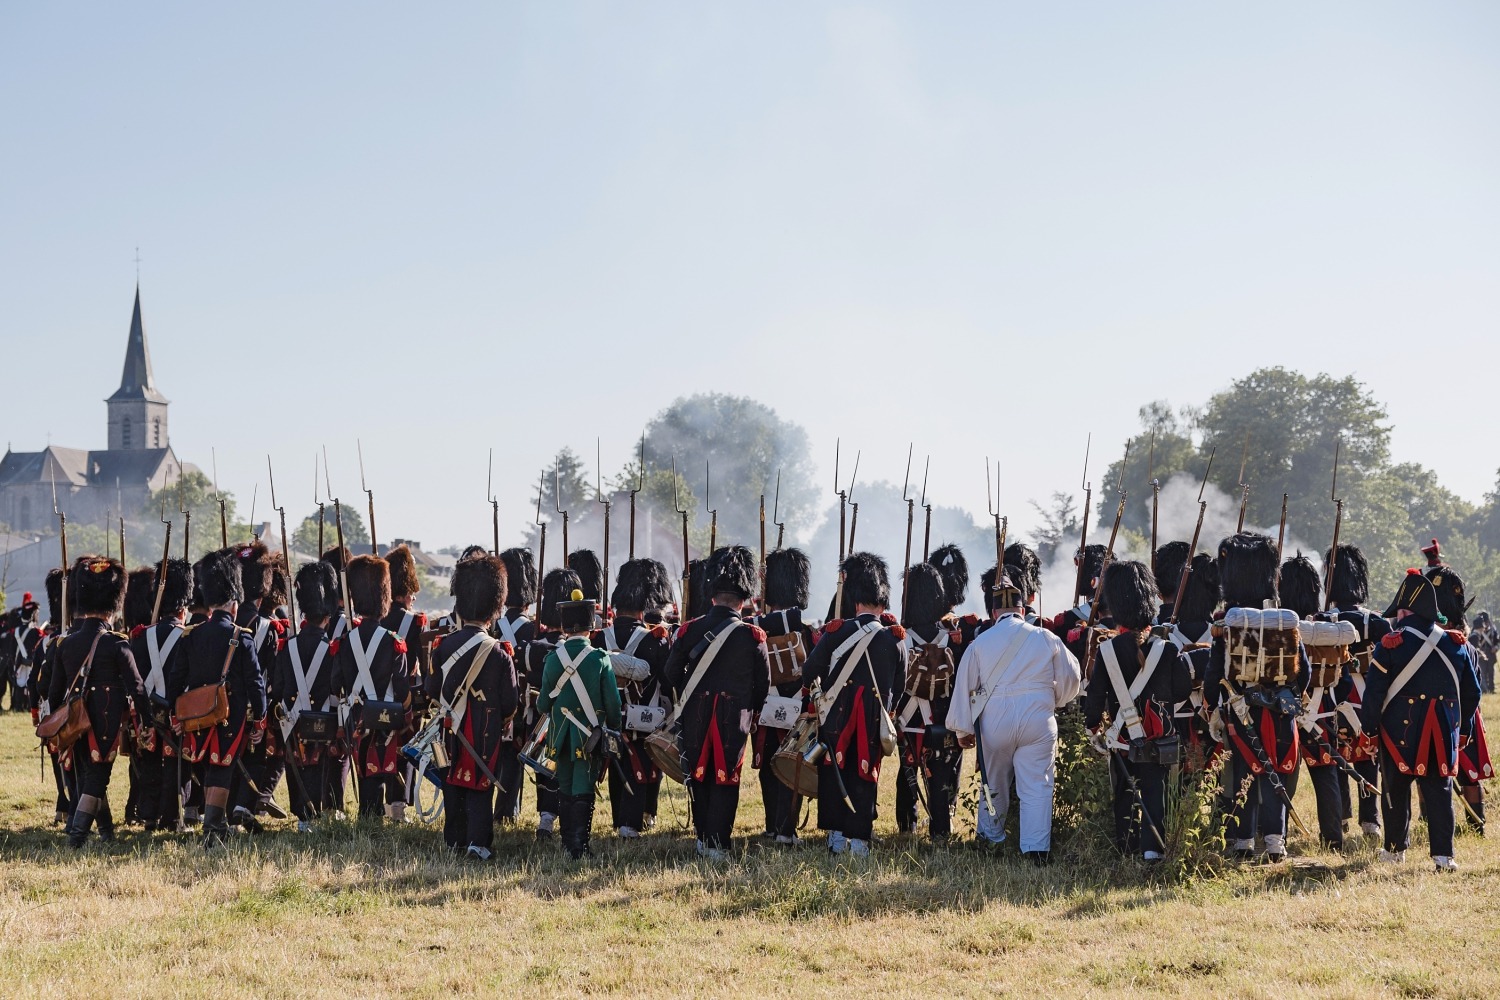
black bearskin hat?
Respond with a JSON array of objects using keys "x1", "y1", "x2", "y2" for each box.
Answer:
[
  {"x1": 840, "y1": 551, "x2": 890, "y2": 610},
  {"x1": 558, "y1": 589, "x2": 596, "y2": 633},
  {"x1": 929, "y1": 543, "x2": 969, "y2": 611},
  {"x1": 686, "y1": 559, "x2": 708, "y2": 621},
  {"x1": 1389, "y1": 569, "x2": 1441, "y2": 623},
  {"x1": 45, "y1": 567, "x2": 66, "y2": 625},
  {"x1": 346, "y1": 554, "x2": 392, "y2": 620},
  {"x1": 72, "y1": 556, "x2": 127, "y2": 618},
  {"x1": 321, "y1": 545, "x2": 351, "y2": 573},
  {"x1": 1174, "y1": 553, "x2": 1220, "y2": 624},
  {"x1": 385, "y1": 545, "x2": 420, "y2": 599},
  {"x1": 155, "y1": 557, "x2": 195, "y2": 617},
  {"x1": 264, "y1": 550, "x2": 289, "y2": 611},
  {"x1": 708, "y1": 545, "x2": 756, "y2": 601},
  {"x1": 1004, "y1": 542, "x2": 1041, "y2": 601},
  {"x1": 567, "y1": 549, "x2": 604, "y2": 603},
  {"x1": 1325, "y1": 543, "x2": 1369, "y2": 607},
  {"x1": 1153, "y1": 541, "x2": 1190, "y2": 599},
  {"x1": 980, "y1": 565, "x2": 999, "y2": 616},
  {"x1": 123, "y1": 567, "x2": 156, "y2": 629},
  {"x1": 1278, "y1": 553, "x2": 1322, "y2": 620},
  {"x1": 498, "y1": 548, "x2": 538, "y2": 609},
  {"x1": 902, "y1": 562, "x2": 948, "y2": 627},
  {"x1": 1076, "y1": 543, "x2": 1108, "y2": 595},
  {"x1": 539, "y1": 568, "x2": 582, "y2": 629},
  {"x1": 195, "y1": 548, "x2": 244, "y2": 608},
  {"x1": 235, "y1": 539, "x2": 273, "y2": 604},
  {"x1": 1430, "y1": 565, "x2": 1469, "y2": 630},
  {"x1": 458, "y1": 544, "x2": 489, "y2": 563},
  {"x1": 1216, "y1": 532, "x2": 1278, "y2": 610},
  {"x1": 1102, "y1": 560, "x2": 1159, "y2": 631},
  {"x1": 611, "y1": 558, "x2": 674, "y2": 615},
  {"x1": 295, "y1": 561, "x2": 340, "y2": 623},
  {"x1": 764, "y1": 548, "x2": 811, "y2": 610},
  {"x1": 452, "y1": 555, "x2": 508, "y2": 624}
]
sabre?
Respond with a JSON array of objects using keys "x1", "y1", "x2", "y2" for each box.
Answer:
[
  {"x1": 1323, "y1": 438, "x2": 1344, "y2": 612},
  {"x1": 268, "y1": 456, "x2": 297, "y2": 631},
  {"x1": 1147, "y1": 430, "x2": 1159, "y2": 575},
  {"x1": 845, "y1": 452, "x2": 861, "y2": 551},
  {"x1": 50, "y1": 467, "x2": 69, "y2": 632},
  {"x1": 554, "y1": 468, "x2": 570, "y2": 565},
  {"x1": 1235, "y1": 432, "x2": 1251, "y2": 533},
  {"x1": 150, "y1": 500, "x2": 173, "y2": 624},
  {"x1": 212, "y1": 448, "x2": 228, "y2": 548},
  {"x1": 1081, "y1": 441, "x2": 1131, "y2": 680},
  {"x1": 487, "y1": 449, "x2": 500, "y2": 556},
  {"x1": 919, "y1": 456, "x2": 931, "y2": 562},
  {"x1": 705, "y1": 460, "x2": 717, "y2": 554},
  {"x1": 1168, "y1": 448, "x2": 1216, "y2": 625},
  {"x1": 628, "y1": 435, "x2": 644, "y2": 561},
  {"x1": 359, "y1": 439, "x2": 377, "y2": 555},
  {"x1": 672, "y1": 457, "x2": 690, "y2": 617},
  {"x1": 534, "y1": 470, "x2": 548, "y2": 578},
  {"x1": 901, "y1": 445, "x2": 914, "y2": 622},
  {"x1": 597, "y1": 439, "x2": 612, "y2": 610},
  {"x1": 1073, "y1": 434, "x2": 1092, "y2": 609}
]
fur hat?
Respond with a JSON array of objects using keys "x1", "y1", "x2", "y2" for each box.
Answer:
[
  {"x1": 195, "y1": 548, "x2": 244, "y2": 608},
  {"x1": 902, "y1": 562, "x2": 948, "y2": 627},
  {"x1": 1278, "y1": 553, "x2": 1322, "y2": 620},
  {"x1": 346, "y1": 554, "x2": 392, "y2": 620},
  {"x1": 764, "y1": 548, "x2": 811, "y2": 610},
  {"x1": 235, "y1": 539, "x2": 273, "y2": 604},
  {"x1": 1004, "y1": 543, "x2": 1041, "y2": 600},
  {"x1": 1153, "y1": 541, "x2": 1190, "y2": 599},
  {"x1": 708, "y1": 545, "x2": 756, "y2": 601},
  {"x1": 385, "y1": 545, "x2": 421, "y2": 599},
  {"x1": 155, "y1": 557, "x2": 195, "y2": 616},
  {"x1": 1216, "y1": 532, "x2": 1278, "y2": 610},
  {"x1": 558, "y1": 589, "x2": 596, "y2": 633},
  {"x1": 320, "y1": 545, "x2": 351, "y2": 573},
  {"x1": 459, "y1": 544, "x2": 489, "y2": 563},
  {"x1": 1076, "y1": 543, "x2": 1108, "y2": 596},
  {"x1": 45, "y1": 567, "x2": 66, "y2": 625},
  {"x1": 1325, "y1": 543, "x2": 1369, "y2": 607},
  {"x1": 264, "y1": 550, "x2": 289, "y2": 609},
  {"x1": 1389, "y1": 569, "x2": 1441, "y2": 623},
  {"x1": 498, "y1": 548, "x2": 538, "y2": 609},
  {"x1": 929, "y1": 543, "x2": 969, "y2": 611},
  {"x1": 1174, "y1": 553, "x2": 1220, "y2": 624},
  {"x1": 539, "y1": 568, "x2": 582, "y2": 629},
  {"x1": 980, "y1": 565, "x2": 999, "y2": 615},
  {"x1": 567, "y1": 549, "x2": 604, "y2": 603},
  {"x1": 72, "y1": 555, "x2": 127, "y2": 618},
  {"x1": 840, "y1": 551, "x2": 890, "y2": 610},
  {"x1": 611, "y1": 558, "x2": 675, "y2": 615},
  {"x1": 686, "y1": 559, "x2": 708, "y2": 620},
  {"x1": 1430, "y1": 565, "x2": 1469, "y2": 630},
  {"x1": 452, "y1": 555, "x2": 508, "y2": 624},
  {"x1": 295, "y1": 561, "x2": 340, "y2": 623},
  {"x1": 123, "y1": 567, "x2": 157, "y2": 629},
  {"x1": 1102, "y1": 560, "x2": 1159, "y2": 631}
]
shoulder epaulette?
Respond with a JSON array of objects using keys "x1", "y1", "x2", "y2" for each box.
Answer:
[
  {"x1": 130, "y1": 624, "x2": 149, "y2": 639},
  {"x1": 649, "y1": 623, "x2": 670, "y2": 640},
  {"x1": 888, "y1": 624, "x2": 907, "y2": 642},
  {"x1": 1446, "y1": 629, "x2": 1467, "y2": 645},
  {"x1": 961, "y1": 613, "x2": 980, "y2": 626},
  {"x1": 498, "y1": 640, "x2": 514, "y2": 658},
  {"x1": 392, "y1": 636, "x2": 409, "y2": 655},
  {"x1": 822, "y1": 618, "x2": 845, "y2": 637},
  {"x1": 108, "y1": 629, "x2": 129, "y2": 640},
  {"x1": 417, "y1": 612, "x2": 429, "y2": 627},
  {"x1": 748, "y1": 623, "x2": 767, "y2": 643},
  {"x1": 237, "y1": 625, "x2": 255, "y2": 636},
  {"x1": 1381, "y1": 632, "x2": 1404, "y2": 649}
]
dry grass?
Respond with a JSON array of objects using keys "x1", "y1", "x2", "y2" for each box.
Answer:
[{"x1": 1, "y1": 698, "x2": 1498, "y2": 999}]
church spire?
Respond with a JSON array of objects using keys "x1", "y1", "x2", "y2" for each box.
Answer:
[{"x1": 108, "y1": 284, "x2": 167, "y2": 404}]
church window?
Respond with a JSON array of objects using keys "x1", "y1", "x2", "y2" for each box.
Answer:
[
  {"x1": 153, "y1": 417, "x2": 161, "y2": 447},
  {"x1": 122, "y1": 416, "x2": 132, "y2": 448}
]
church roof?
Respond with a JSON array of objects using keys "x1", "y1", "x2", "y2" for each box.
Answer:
[
  {"x1": 106, "y1": 286, "x2": 168, "y2": 405},
  {"x1": 0, "y1": 446, "x2": 178, "y2": 489}
]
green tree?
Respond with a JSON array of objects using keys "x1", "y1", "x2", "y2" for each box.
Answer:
[
  {"x1": 1030, "y1": 491, "x2": 1080, "y2": 566},
  {"x1": 292, "y1": 504, "x2": 369, "y2": 556},
  {"x1": 1095, "y1": 403, "x2": 1202, "y2": 538},
  {"x1": 141, "y1": 469, "x2": 249, "y2": 563}
]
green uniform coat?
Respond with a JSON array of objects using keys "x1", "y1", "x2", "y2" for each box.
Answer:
[{"x1": 538, "y1": 635, "x2": 623, "y2": 795}]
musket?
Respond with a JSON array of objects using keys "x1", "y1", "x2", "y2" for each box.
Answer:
[
  {"x1": 919, "y1": 456, "x2": 931, "y2": 562},
  {"x1": 900, "y1": 446, "x2": 914, "y2": 622},
  {"x1": 534, "y1": 470, "x2": 548, "y2": 579},
  {"x1": 247, "y1": 484, "x2": 259, "y2": 541},
  {"x1": 628, "y1": 435, "x2": 644, "y2": 561},
  {"x1": 772, "y1": 470, "x2": 785, "y2": 550},
  {"x1": 212, "y1": 448, "x2": 228, "y2": 548},
  {"x1": 672, "y1": 457, "x2": 690, "y2": 617},
  {"x1": 312, "y1": 454, "x2": 325, "y2": 556},
  {"x1": 324, "y1": 447, "x2": 352, "y2": 619},
  {"x1": 597, "y1": 439, "x2": 612, "y2": 610},
  {"x1": 1168, "y1": 448, "x2": 1216, "y2": 624},
  {"x1": 845, "y1": 452, "x2": 860, "y2": 551},
  {"x1": 1072, "y1": 434, "x2": 1092, "y2": 609},
  {"x1": 178, "y1": 474, "x2": 191, "y2": 561},
  {"x1": 150, "y1": 501, "x2": 172, "y2": 623},
  {"x1": 554, "y1": 468, "x2": 570, "y2": 565},
  {"x1": 268, "y1": 456, "x2": 297, "y2": 630},
  {"x1": 1276, "y1": 492, "x2": 1289, "y2": 564},
  {"x1": 359, "y1": 439, "x2": 377, "y2": 555},
  {"x1": 1081, "y1": 441, "x2": 1130, "y2": 680},
  {"x1": 51, "y1": 467, "x2": 69, "y2": 632},
  {"x1": 1235, "y1": 432, "x2": 1250, "y2": 533},
  {"x1": 705, "y1": 460, "x2": 717, "y2": 554},
  {"x1": 758, "y1": 487, "x2": 766, "y2": 603},
  {"x1": 833, "y1": 440, "x2": 847, "y2": 564},
  {"x1": 986, "y1": 457, "x2": 1007, "y2": 596},
  {"x1": 487, "y1": 449, "x2": 500, "y2": 556},
  {"x1": 1219, "y1": 680, "x2": 1312, "y2": 838},
  {"x1": 117, "y1": 478, "x2": 125, "y2": 562},
  {"x1": 1323, "y1": 438, "x2": 1344, "y2": 612},
  {"x1": 1147, "y1": 430, "x2": 1159, "y2": 575}
]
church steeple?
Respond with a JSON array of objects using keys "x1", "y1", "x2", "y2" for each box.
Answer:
[{"x1": 105, "y1": 285, "x2": 169, "y2": 451}]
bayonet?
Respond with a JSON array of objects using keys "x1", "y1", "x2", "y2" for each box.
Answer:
[
  {"x1": 268, "y1": 456, "x2": 297, "y2": 631},
  {"x1": 1073, "y1": 434, "x2": 1092, "y2": 609},
  {"x1": 901, "y1": 445, "x2": 914, "y2": 622},
  {"x1": 846, "y1": 451, "x2": 860, "y2": 552},
  {"x1": 1235, "y1": 431, "x2": 1251, "y2": 532},
  {"x1": 1323, "y1": 438, "x2": 1344, "y2": 612},
  {"x1": 597, "y1": 439, "x2": 612, "y2": 611},
  {"x1": 772, "y1": 470, "x2": 785, "y2": 550},
  {"x1": 1081, "y1": 441, "x2": 1131, "y2": 680},
  {"x1": 920, "y1": 455, "x2": 931, "y2": 562},
  {"x1": 833, "y1": 440, "x2": 847, "y2": 564},
  {"x1": 487, "y1": 449, "x2": 500, "y2": 556},
  {"x1": 51, "y1": 466, "x2": 68, "y2": 632},
  {"x1": 312, "y1": 453, "x2": 325, "y2": 556},
  {"x1": 628, "y1": 435, "x2": 644, "y2": 561},
  {"x1": 178, "y1": 472, "x2": 191, "y2": 562},
  {"x1": 554, "y1": 468, "x2": 570, "y2": 564},
  {"x1": 1168, "y1": 447, "x2": 1216, "y2": 624},
  {"x1": 324, "y1": 446, "x2": 351, "y2": 622},
  {"x1": 212, "y1": 448, "x2": 228, "y2": 548},
  {"x1": 1147, "y1": 430, "x2": 1159, "y2": 574},
  {"x1": 248, "y1": 484, "x2": 259, "y2": 541},
  {"x1": 705, "y1": 460, "x2": 717, "y2": 554},
  {"x1": 359, "y1": 439, "x2": 377, "y2": 555},
  {"x1": 534, "y1": 470, "x2": 548, "y2": 581},
  {"x1": 672, "y1": 457, "x2": 690, "y2": 617}
]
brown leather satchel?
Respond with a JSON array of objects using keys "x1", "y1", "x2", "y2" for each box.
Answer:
[
  {"x1": 176, "y1": 634, "x2": 238, "y2": 733},
  {"x1": 35, "y1": 632, "x2": 103, "y2": 752}
]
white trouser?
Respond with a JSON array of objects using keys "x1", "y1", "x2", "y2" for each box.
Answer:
[{"x1": 974, "y1": 691, "x2": 1059, "y2": 852}]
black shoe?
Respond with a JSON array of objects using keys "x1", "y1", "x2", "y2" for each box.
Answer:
[
  {"x1": 95, "y1": 810, "x2": 116, "y2": 843},
  {"x1": 571, "y1": 796, "x2": 595, "y2": 860},
  {"x1": 1021, "y1": 850, "x2": 1052, "y2": 867},
  {"x1": 257, "y1": 800, "x2": 289, "y2": 821},
  {"x1": 201, "y1": 806, "x2": 231, "y2": 849},
  {"x1": 65, "y1": 811, "x2": 95, "y2": 849},
  {"x1": 231, "y1": 807, "x2": 263, "y2": 834}
]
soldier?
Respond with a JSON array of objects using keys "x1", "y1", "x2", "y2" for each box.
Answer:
[
  {"x1": 664, "y1": 546, "x2": 769, "y2": 859},
  {"x1": 1320, "y1": 543, "x2": 1390, "y2": 839},
  {"x1": 948, "y1": 570, "x2": 1081, "y2": 859},
  {"x1": 1164, "y1": 552, "x2": 1220, "y2": 774},
  {"x1": 230, "y1": 541, "x2": 289, "y2": 828},
  {"x1": 598, "y1": 557, "x2": 674, "y2": 838},
  {"x1": 32, "y1": 569, "x2": 73, "y2": 824},
  {"x1": 1470, "y1": 611, "x2": 1498, "y2": 694},
  {"x1": 1363, "y1": 570, "x2": 1481, "y2": 870},
  {"x1": 1205, "y1": 533, "x2": 1310, "y2": 862},
  {"x1": 2, "y1": 593, "x2": 43, "y2": 711},
  {"x1": 568, "y1": 549, "x2": 606, "y2": 622},
  {"x1": 1429, "y1": 567, "x2": 1490, "y2": 836},
  {"x1": 1004, "y1": 542, "x2": 1044, "y2": 624},
  {"x1": 321, "y1": 545, "x2": 353, "y2": 641},
  {"x1": 428, "y1": 554, "x2": 519, "y2": 860},
  {"x1": 273, "y1": 561, "x2": 342, "y2": 831},
  {"x1": 128, "y1": 558, "x2": 194, "y2": 832},
  {"x1": 383, "y1": 544, "x2": 429, "y2": 819},
  {"x1": 802, "y1": 552, "x2": 902, "y2": 857},
  {"x1": 336, "y1": 555, "x2": 411, "y2": 821},
  {"x1": 492, "y1": 546, "x2": 538, "y2": 825},
  {"x1": 168, "y1": 548, "x2": 268, "y2": 848},
  {"x1": 753, "y1": 547, "x2": 816, "y2": 845},
  {"x1": 51, "y1": 557, "x2": 147, "y2": 847},
  {"x1": 538, "y1": 590, "x2": 622, "y2": 859},
  {"x1": 895, "y1": 563, "x2": 965, "y2": 842},
  {"x1": 1281, "y1": 553, "x2": 1347, "y2": 852},
  {"x1": 1084, "y1": 561, "x2": 1193, "y2": 861},
  {"x1": 525, "y1": 567, "x2": 582, "y2": 838},
  {"x1": 1152, "y1": 541, "x2": 1191, "y2": 625}
]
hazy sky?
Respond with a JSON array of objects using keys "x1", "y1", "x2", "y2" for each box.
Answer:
[{"x1": 3, "y1": 2, "x2": 1497, "y2": 557}]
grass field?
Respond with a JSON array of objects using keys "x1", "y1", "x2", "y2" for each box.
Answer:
[{"x1": 1, "y1": 700, "x2": 1497, "y2": 999}]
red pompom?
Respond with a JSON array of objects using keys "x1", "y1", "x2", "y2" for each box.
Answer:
[
  {"x1": 1381, "y1": 632, "x2": 1404, "y2": 649},
  {"x1": 1406, "y1": 568, "x2": 1421, "y2": 576},
  {"x1": 130, "y1": 624, "x2": 148, "y2": 638},
  {"x1": 269, "y1": 618, "x2": 287, "y2": 635}
]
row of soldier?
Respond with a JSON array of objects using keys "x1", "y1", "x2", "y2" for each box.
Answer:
[{"x1": 5, "y1": 522, "x2": 1490, "y2": 867}]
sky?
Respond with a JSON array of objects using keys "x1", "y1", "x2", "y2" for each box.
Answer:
[{"x1": 2, "y1": 2, "x2": 1497, "y2": 571}]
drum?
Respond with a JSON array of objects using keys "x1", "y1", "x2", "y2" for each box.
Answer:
[
  {"x1": 644, "y1": 727, "x2": 686, "y2": 785},
  {"x1": 517, "y1": 715, "x2": 557, "y2": 787},
  {"x1": 770, "y1": 715, "x2": 822, "y2": 798}
]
